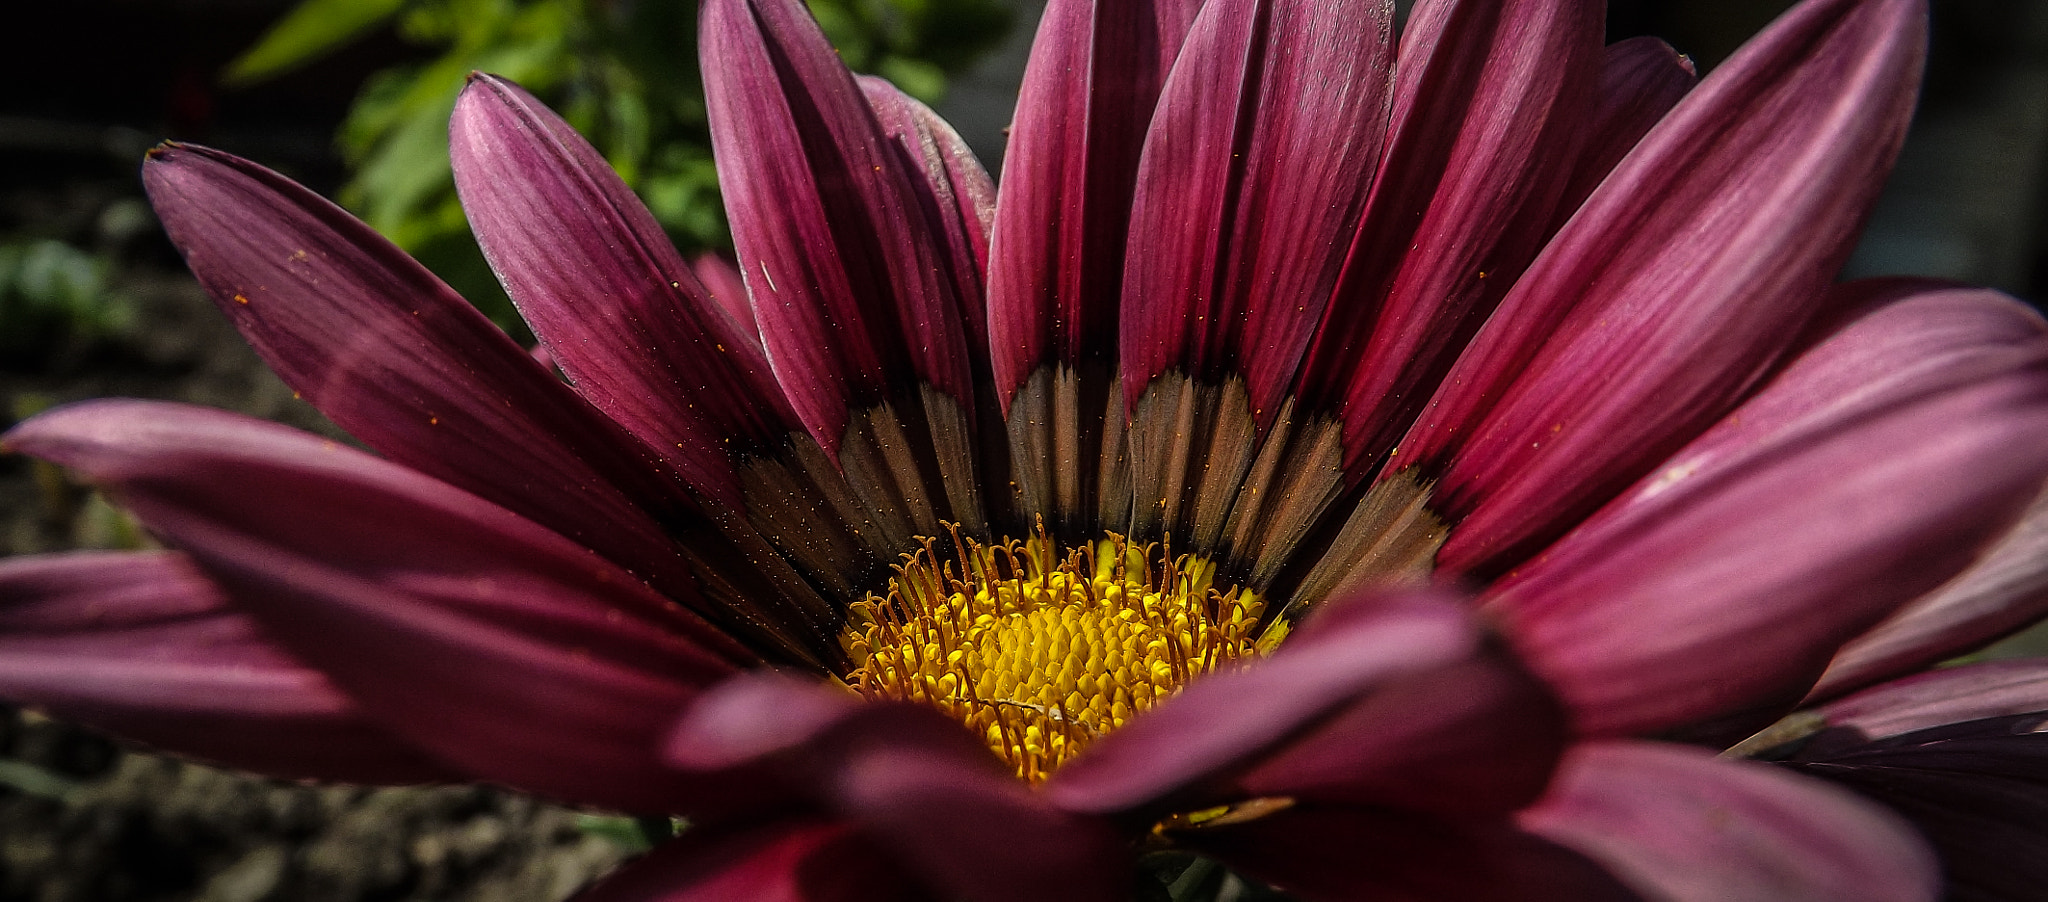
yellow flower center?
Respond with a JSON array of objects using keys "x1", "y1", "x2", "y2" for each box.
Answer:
[{"x1": 839, "y1": 527, "x2": 1275, "y2": 783}]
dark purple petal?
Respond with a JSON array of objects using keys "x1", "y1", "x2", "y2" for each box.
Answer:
[
  {"x1": 1048, "y1": 591, "x2": 1535, "y2": 815},
  {"x1": 1783, "y1": 710, "x2": 2048, "y2": 902},
  {"x1": 700, "y1": 0, "x2": 977, "y2": 456},
  {"x1": 985, "y1": 0, "x2": 1201, "y2": 404},
  {"x1": 140, "y1": 143, "x2": 698, "y2": 590},
  {"x1": 1181, "y1": 805, "x2": 1641, "y2": 902},
  {"x1": 0, "y1": 551, "x2": 458, "y2": 784},
  {"x1": 670, "y1": 673, "x2": 1127, "y2": 902},
  {"x1": 1553, "y1": 37, "x2": 1699, "y2": 222},
  {"x1": 6, "y1": 400, "x2": 754, "y2": 814},
  {"x1": 858, "y1": 75, "x2": 996, "y2": 351},
  {"x1": 1482, "y1": 283, "x2": 2048, "y2": 737},
  {"x1": 1396, "y1": 0, "x2": 1929, "y2": 573},
  {"x1": 450, "y1": 74, "x2": 800, "y2": 507},
  {"x1": 1291, "y1": 0, "x2": 1604, "y2": 477},
  {"x1": 831, "y1": 741, "x2": 1126, "y2": 902},
  {"x1": 1813, "y1": 481, "x2": 2048, "y2": 699},
  {"x1": 1117, "y1": 0, "x2": 1396, "y2": 420},
  {"x1": 1520, "y1": 741, "x2": 1938, "y2": 902},
  {"x1": 575, "y1": 818, "x2": 929, "y2": 902}
]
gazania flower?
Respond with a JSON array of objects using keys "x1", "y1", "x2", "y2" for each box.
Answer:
[{"x1": 5, "y1": 0, "x2": 2048, "y2": 898}]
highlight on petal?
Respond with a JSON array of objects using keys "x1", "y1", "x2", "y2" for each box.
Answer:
[
  {"x1": 1299, "y1": 0, "x2": 1605, "y2": 477},
  {"x1": 451, "y1": 73, "x2": 799, "y2": 507},
  {"x1": 6, "y1": 400, "x2": 753, "y2": 814},
  {"x1": 1483, "y1": 282, "x2": 2048, "y2": 737},
  {"x1": 1400, "y1": 0, "x2": 1930, "y2": 575},
  {"x1": 858, "y1": 74, "x2": 997, "y2": 348},
  {"x1": 1519, "y1": 741, "x2": 1939, "y2": 902},
  {"x1": 1801, "y1": 659, "x2": 2048, "y2": 755},
  {"x1": 1045, "y1": 591, "x2": 1557, "y2": 815},
  {"x1": 0, "y1": 551, "x2": 457, "y2": 785},
  {"x1": 1812, "y1": 479, "x2": 2048, "y2": 699},
  {"x1": 1117, "y1": 0, "x2": 1397, "y2": 417},
  {"x1": 986, "y1": 0, "x2": 1203, "y2": 402},
  {"x1": 700, "y1": 0, "x2": 976, "y2": 454},
  {"x1": 140, "y1": 142, "x2": 698, "y2": 585}
]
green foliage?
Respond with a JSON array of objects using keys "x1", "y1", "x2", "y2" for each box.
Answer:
[
  {"x1": 227, "y1": 0, "x2": 1011, "y2": 329},
  {"x1": 0, "y1": 240, "x2": 135, "y2": 362}
]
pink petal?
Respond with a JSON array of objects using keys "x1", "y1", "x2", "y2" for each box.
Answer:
[
  {"x1": 6, "y1": 400, "x2": 754, "y2": 814},
  {"x1": 700, "y1": 0, "x2": 978, "y2": 456},
  {"x1": 985, "y1": 0, "x2": 1202, "y2": 405},
  {"x1": 1519, "y1": 741, "x2": 1938, "y2": 902},
  {"x1": 1482, "y1": 282, "x2": 2048, "y2": 738},
  {"x1": 140, "y1": 143, "x2": 700, "y2": 594},
  {"x1": 1117, "y1": 0, "x2": 1397, "y2": 420},
  {"x1": 1812, "y1": 478, "x2": 2048, "y2": 699},
  {"x1": 0, "y1": 551, "x2": 457, "y2": 784},
  {"x1": 1299, "y1": 0, "x2": 1606, "y2": 476},
  {"x1": 1812, "y1": 659, "x2": 2048, "y2": 748},
  {"x1": 575, "y1": 819, "x2": 926, "y2": 902},
  {"x1": 450, "y1": 74, "x2": 799, "y2": 507},
  {"x1": 1397, "y1": 0, "x2": 1929, "y2": 574},
  {"x1": 1047, "y1": 591, "x2": 1555, "y2": 815}
]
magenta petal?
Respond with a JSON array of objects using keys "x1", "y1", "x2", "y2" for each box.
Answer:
[
  {"x1": 1046, "y1": 591, "x2": 1492, "y2": 814},
  {"x1": 1300, "y1": 0, "x2": 1605, "y2": 475},
  {"x1": 1808, "y1": 659, "x2": 2048, "y2": 749},
  {"x1": 1117, "y1": 0, "x2": 1396, "y2": 418},
  {"x1": 1483, "y1": 283, "x2": 2048, "y2": 737},
  {"x1": 450, "y1": 74, "x2": 799, "y2": 507},
  {"x1": 701, "y1": 0, "x2": 977, "y2": 454},
  {"x1": 575, "y1": 819, "x2": 927, "y2": 902},
  {"x1": 6, "y1": 400, "x2": 752, "y2": 814},
  {"x1": 1400, "y1": 0, "x2": 1929, "y2": 573},
  {"x1": 831, "y1": 743, "x2": 1125, "y2": 902},
  {"x1": 0, "y1": 550, "x2": 457, "y2": 784},
  {"x1": 985, "y1": 0, "x2": 1201, "y2": 404},
  {"x1": 140, "y1": 143, "x2": 696, "y2": 586},
  {"x1": 858, "y1": 75, "x2": 996, "y2": 351},
  {"x1": 1555, "y1": 37, "x2": 1699, "y2": 221},
  {"x1": 1519, "y1": 741, "x2": 1938, "y2": 902},
  {"x1": 664, "y1": 672, "x2": 867, "y2": 771},
  {"x1": 1183, "y1": 806, "x2": 1640, "y2": 902},
  {"x1": 1813, "y1": 481, "x2": 2048, "y2": 699},
  {"x1": 691, "y1": 251, "x2": 760, "y2": 339}
]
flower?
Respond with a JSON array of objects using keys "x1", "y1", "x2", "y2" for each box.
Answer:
[{"x1": 4, "y1": 0, "x2": 2048, "y2": 899}]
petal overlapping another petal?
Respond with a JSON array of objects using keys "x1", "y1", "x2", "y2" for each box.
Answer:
[
  {"x1": 140, "y1": 144, "x2": 703, "y2": 596},
  {"x1": 451, "y1": 74, "x2": 801, "y2": 507},
  {"x1": 1403, "y1": 0, "x2": 1929, "y2": 576},
  {"x1": 5, "y1": 400, "x2": 751, "y2": 813},
  {"x1": 1484, "y1": 283, "x2": 2048, "y2": 738},
  {"x1": 0, "y1": 550, "x2": 458, "y2": 785},
  {"x1": 1046, "y1": 592, "x2": 1563, "y2": 818}
]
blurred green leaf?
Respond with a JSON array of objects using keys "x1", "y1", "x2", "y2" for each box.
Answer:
[{"x1": 223, "y1": 0, "x2": 409, "y2": 86}]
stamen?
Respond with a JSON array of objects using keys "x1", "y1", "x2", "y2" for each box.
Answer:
[{"x1": 840, "y1": 523, "x2": 1267, "y2": 783}]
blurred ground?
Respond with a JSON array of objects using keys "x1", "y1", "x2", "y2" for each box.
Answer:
[{"x1": 4, "y1": 0, "x2": 2048, "y2": 900}]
